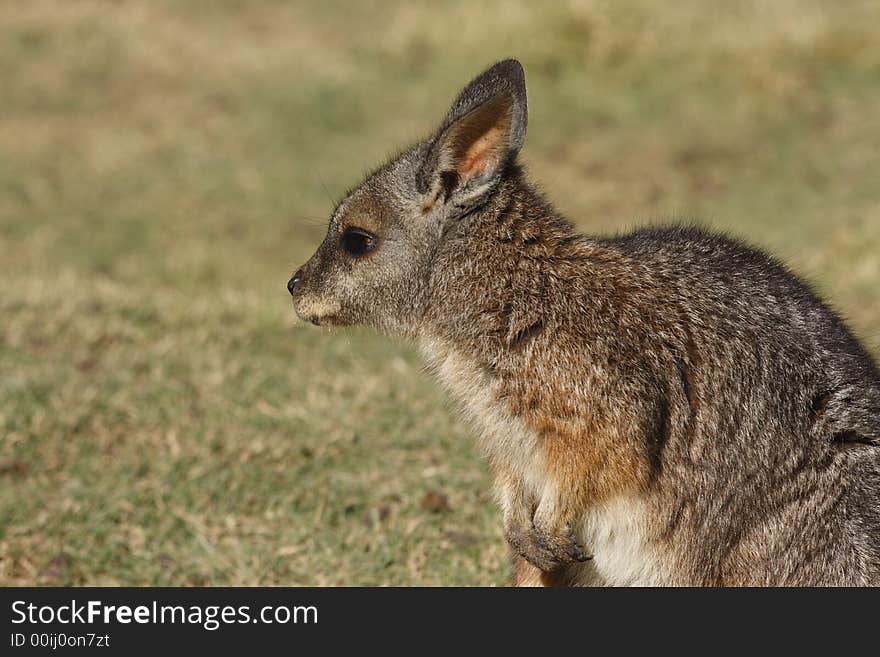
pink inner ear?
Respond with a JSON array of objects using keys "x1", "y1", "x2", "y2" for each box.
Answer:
[
  {"x1": 460, "y1": 125, "x2": 507, "y2": 177},
  {"x1": 449, "y1": 96, "x2": 513, "y2": 181}
]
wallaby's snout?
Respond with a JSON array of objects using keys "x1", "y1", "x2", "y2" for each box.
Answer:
[
  {"x1": 288, "y1": 266, "x2": 325, "y2": 325},
  {"x1": 288, "y1": 254, "x2": 338, "y2": 326}
]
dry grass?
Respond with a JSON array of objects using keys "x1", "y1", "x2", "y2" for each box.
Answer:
[{"x1": 1, "y1": 0, "x2": 878, "y2": 585}]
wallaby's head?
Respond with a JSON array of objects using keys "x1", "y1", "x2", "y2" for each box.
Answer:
[{"x1": 288, "y1": 59, "x2": 528, "y2": 335}]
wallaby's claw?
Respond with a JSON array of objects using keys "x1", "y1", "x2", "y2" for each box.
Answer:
[
  {"x1": 567, "y1": 523, "x2": 593, "y2": 562},
  {"x1": 507, "y1": 519, "x2": 591, "y2": 572}
]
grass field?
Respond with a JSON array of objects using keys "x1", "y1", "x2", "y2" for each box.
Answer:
[{"x1": 1, "y1": 0, "x2": 879, "y2": 585}]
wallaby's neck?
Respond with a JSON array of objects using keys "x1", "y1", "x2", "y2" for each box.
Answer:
[{"x1": 419, "y1": 165, "x2": 598, "y2": 353}]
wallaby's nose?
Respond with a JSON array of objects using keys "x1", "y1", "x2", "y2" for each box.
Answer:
[{"x1": 287, "y1": 269, "x2": 304, "y2": 296}]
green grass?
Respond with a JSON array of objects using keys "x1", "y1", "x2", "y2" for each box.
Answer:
[{"x1": 1, "y1": 0, "x2": 879, "y2": 585}]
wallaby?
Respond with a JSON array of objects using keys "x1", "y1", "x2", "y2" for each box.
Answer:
[{"x1": 288, "y1": 59, "x2": 880, "y2": 586}]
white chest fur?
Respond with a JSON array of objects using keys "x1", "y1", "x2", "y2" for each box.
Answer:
[{"x1": 576, "y1": 495, "x2": 667, "y2": 586}]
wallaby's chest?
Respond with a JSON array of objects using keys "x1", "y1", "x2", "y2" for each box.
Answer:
[{"x1": 419, "y1": 337, "x2": 547, "y2": 498}]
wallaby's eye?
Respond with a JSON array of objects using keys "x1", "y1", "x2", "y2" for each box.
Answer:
[{"x1": 340, "y1": 228, "x2": 377, "y2": 257}]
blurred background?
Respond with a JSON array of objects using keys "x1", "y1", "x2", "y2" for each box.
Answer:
[{"x1": 1, "y1": 0, "x2": 878, "y2": 585}]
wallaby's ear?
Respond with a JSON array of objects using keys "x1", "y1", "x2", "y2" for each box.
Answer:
[{"x1": 417, "y1": 59, "x2": 527, "y2": 207}]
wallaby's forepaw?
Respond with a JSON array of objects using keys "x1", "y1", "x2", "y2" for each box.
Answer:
[{"x1": 507, "y1": 520, "x2": 592, "y2": 572}]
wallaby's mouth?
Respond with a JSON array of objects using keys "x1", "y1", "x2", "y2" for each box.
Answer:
[
  {"x1": 307, "y1": 314, "x2": 341, "y2": 327},
  {"x1": 291, "y1": 293, "x2": 344, "y2": 328},
  {"x1": 294, "y1": 306, "x2": 343, "y2": 327}
]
